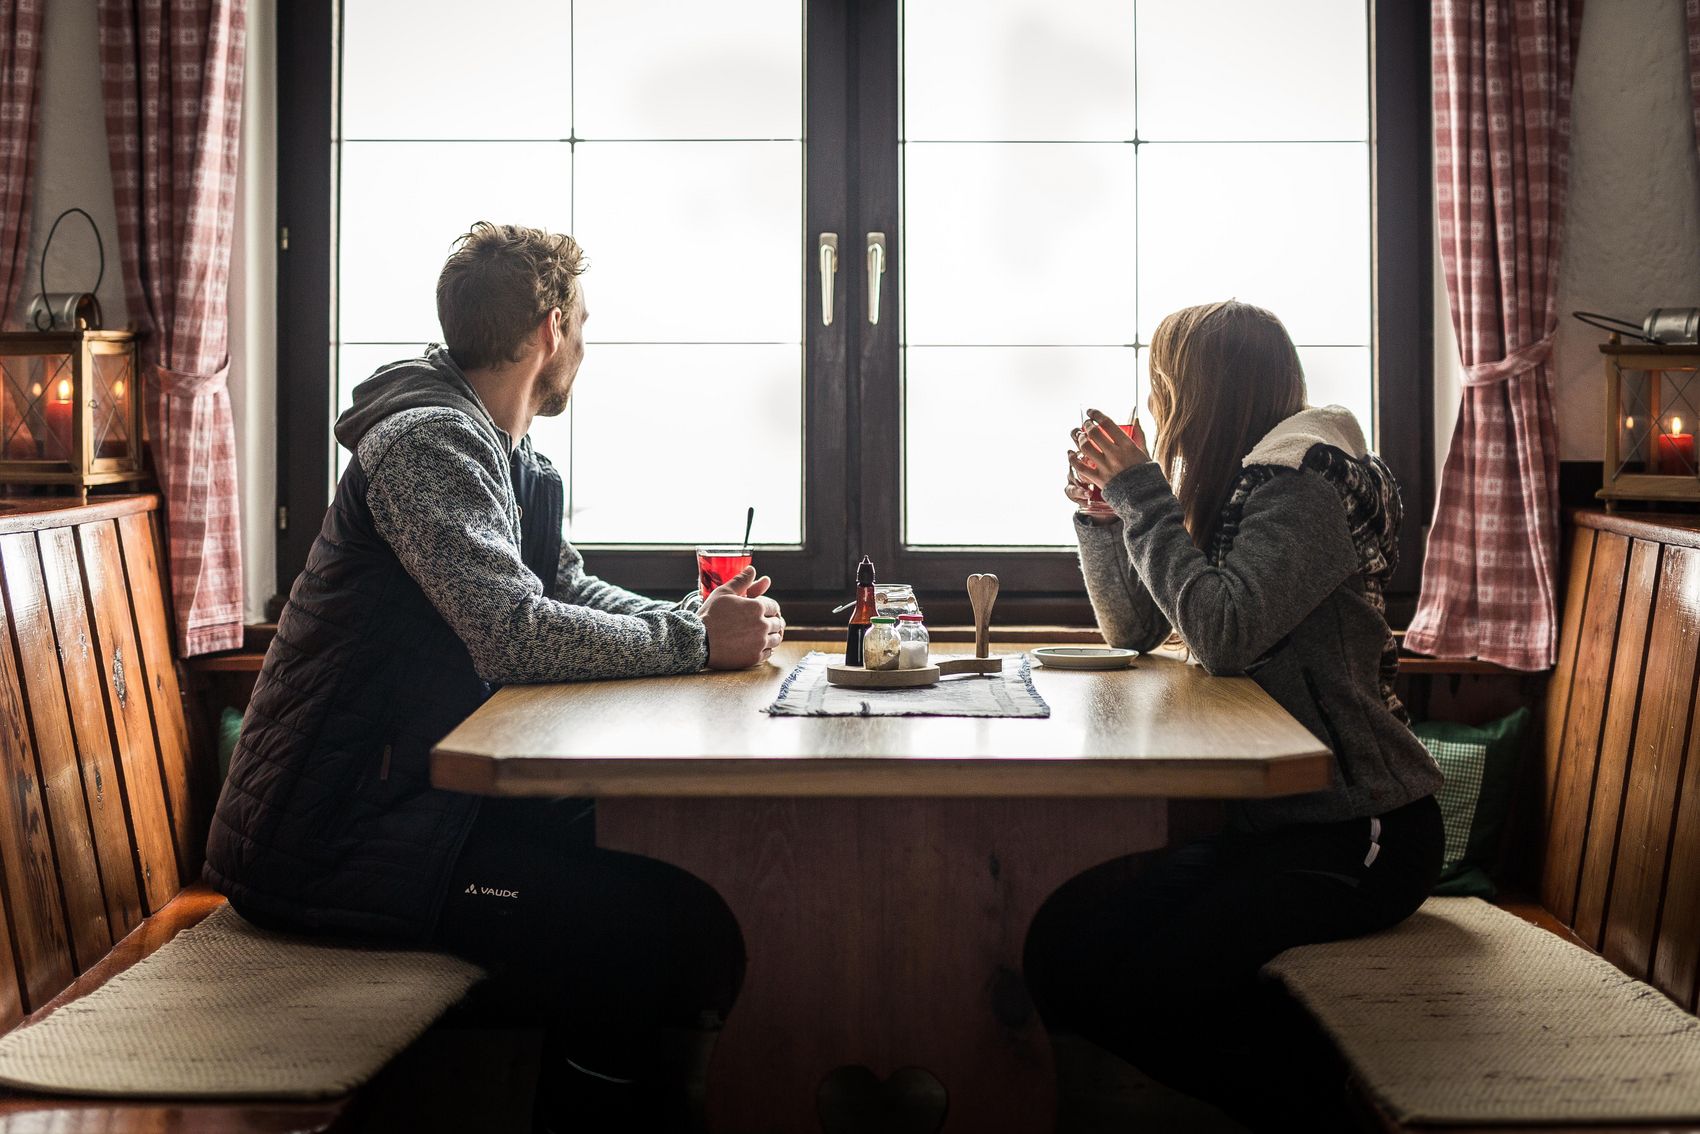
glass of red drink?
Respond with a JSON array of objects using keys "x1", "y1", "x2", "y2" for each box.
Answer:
[
  {"x1": 1082, "y1": 422, "x2": 1140, "y2": 507},
  {"x1": 696, "y1": 547, "x2": 754, "y2": 598}
]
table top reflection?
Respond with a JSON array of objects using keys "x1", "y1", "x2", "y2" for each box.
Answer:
[{"x1": 431, "y1": 641, "x2": 1332, "y2": 800}]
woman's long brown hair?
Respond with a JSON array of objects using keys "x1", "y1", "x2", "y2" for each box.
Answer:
[{"x1": 1147, "y1": 301, "x2": 1307, "y2": 549}]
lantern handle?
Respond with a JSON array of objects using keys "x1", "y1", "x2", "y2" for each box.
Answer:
[
  {"x1": 34, "y1": 208, "x2": 106, "y2": 331},
  {"x1": 1573, "y1": 310, "x2": 1655, "y2": 343}
]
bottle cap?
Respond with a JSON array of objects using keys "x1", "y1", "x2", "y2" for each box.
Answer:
[
  {"x1": 898, "y1": 613, "x2": 925, "y2": 621},
  {"x1": 856, "y1": 555, "x2": 875, "y2": 586},
  {"x1": 870, "y1": 616, "x2": 895, "y2": 624}
]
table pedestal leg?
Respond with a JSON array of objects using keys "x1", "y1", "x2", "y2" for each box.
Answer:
[{"x1": 596, "y1": 797, "x2": 1167, "y2": 1134}]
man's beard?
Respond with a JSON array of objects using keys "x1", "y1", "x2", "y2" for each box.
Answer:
[{"x1": 536, "y1": 357, "x2": 574, "y2": 417}]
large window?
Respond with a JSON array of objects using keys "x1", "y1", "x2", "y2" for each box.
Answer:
[{"x1": 277, "y1": 0, "x2": 1430, "y2": 619}]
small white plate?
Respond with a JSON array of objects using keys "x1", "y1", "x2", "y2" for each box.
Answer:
[{"x1": 1031, "y1": 646, "x2": 1138, "y2": 670}]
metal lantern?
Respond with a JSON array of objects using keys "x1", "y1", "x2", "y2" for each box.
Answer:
[
  {"x1": 1600, "y1": 336, "x2": 1700, "y2": 508},
  {"x1": 0, "y1": 330, "x2": 145, "y2": 499}
]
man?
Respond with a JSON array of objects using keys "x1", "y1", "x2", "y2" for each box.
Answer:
[{"x1": 206, "y1": 222, "x2": 780, "y2": 1127}]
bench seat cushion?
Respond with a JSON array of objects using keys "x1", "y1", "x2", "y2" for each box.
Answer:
[
  {"x1": 0, "y1": 893, "x2": 483, "y2": 1100},
  {"x1": 1263, "y1": 897, "x2": 1700, "y2": 1125}
]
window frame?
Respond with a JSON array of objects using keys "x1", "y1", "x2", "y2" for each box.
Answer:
[{"x1": 273, "y1": 0, "x2": 1430, "y2": 626}]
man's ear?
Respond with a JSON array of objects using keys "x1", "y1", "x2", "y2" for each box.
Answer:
[{"x1": 539, "y1": 307, "x2": 563, "y2": 357}]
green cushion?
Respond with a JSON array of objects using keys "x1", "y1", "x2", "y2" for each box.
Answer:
[
  {"x1": 217, "y1": 706, "x2": 244, "y2": 781},
  {"x1": 1412, "y1": 707, "x2": 1532, "y2": 899}
]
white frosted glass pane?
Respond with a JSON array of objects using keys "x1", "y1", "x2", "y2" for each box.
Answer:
[
  {"x1": 905, "y1": 144, "x2": 1135, "y2": 345},
  {"x1": 1136, "y1": 0, "x2": 1367, "y2": 141},
  {"x1": 574, "y1": 143, "x2": 800, "y2": 343},
  {"x1": 342, "y1": 1, "x2": 570, "y2": 140},
  {"x1": 904, "y1": 0, "x2": 1135, "y2": 141},
  {"x1": 335, "y1": 343, "x2": 431, "y2": 477},
  {"x1": 565, "y1": 345, "x2": 802, "y2": 544},
  {"x1": 340, "y1": 143, "x2": 572, "y2": 344},
  {"x1": 1298, "y1": 347, "x2": 1375, "y2": 447},
  {"x1": 1137, "y1": 143, "x2": 1369, "y2": 345},
  {"x1": 905, "y1": 346, "x2": 1136, "y2": 546},
  {"x1": 574, "y1": 0, "x2": 801, "y2": 139}
]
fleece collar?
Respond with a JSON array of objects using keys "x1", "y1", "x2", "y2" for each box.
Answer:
[{"x1": 1242, "y1": 405, "x2": 1368, "y2": 469}]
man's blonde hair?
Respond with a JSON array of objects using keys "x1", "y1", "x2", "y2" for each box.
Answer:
[{"x1": 436, "y1": 222, "x2": 587, "y2": 370}]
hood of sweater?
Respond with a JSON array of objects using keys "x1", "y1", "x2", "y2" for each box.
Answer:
[
  {"x1": 333, "y1": 344, "x2": 511, "y2": 458},
  {"x1": 1241, "y1": 405, "x2": 1401, "y2": 593},
  {"x1": 1243, "y1": 404, "x2": 1367, "y2": 468}
]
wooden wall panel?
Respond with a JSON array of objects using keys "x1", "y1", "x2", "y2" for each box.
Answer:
[
  {"x1": 1543, "y1": 530, "x2": 1631, "y2": 920},
  {"x1": 76, "y1": 522, "x2": 180, "y2": 914},
  {"x1": 1543, "y1": 525, "x2": 1598, "y2": 815},
  {"x1": 115, "y1": 512, "x2": 198, "y2": 878},
  {"x1": 0, "y1": 548, "x2": 76, "y2": 1010},
  {"x1": 1602, "y1": 544, "x2": 1700, "y2": 980},
  {"x1": 1654, "y1": 673, "x2": 1700, "y2": 1011},
  {"x1": 0, "y1": 534, "x2": 112, "y2": 972},
  {"x1": 0, "y1": 855, "x2": 23, "y2": 1032},
  {"x1": 36, "y1": 527, "x2": 143, "y2": 938},
  {"x1": 1573, "y1": 539, "x2": 1660, "y2": 947}
]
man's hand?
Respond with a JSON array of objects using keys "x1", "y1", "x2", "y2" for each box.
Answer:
[{"x1": 702, "y1": 566, "x2": 786, "y2": 669}]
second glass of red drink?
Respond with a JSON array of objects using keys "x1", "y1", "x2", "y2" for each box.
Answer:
[{"x1": 1080, "y1": 421, "x2": 1140, "y2": 509}]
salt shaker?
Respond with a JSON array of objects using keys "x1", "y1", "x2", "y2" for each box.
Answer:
[
  {"x1": 897, "y1": 613, "x2": 930, "y2": 669},
  {"x1": 862, "y1": 617, "x2": 901, "y2": 670}
]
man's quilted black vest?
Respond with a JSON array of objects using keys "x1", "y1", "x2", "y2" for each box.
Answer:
[{"x1": 204, "y1": 444, "x2": 563, "y2": 943}]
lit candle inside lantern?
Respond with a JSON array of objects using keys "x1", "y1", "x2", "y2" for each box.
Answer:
[
  {"x1": 42, "y1": 376, "x2": 73, "y2": 459},
  {"x1": 1657, "y1": 415, "x2": 1696, "y2": 474}
]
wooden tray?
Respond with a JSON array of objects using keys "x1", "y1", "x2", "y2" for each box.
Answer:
[{"x1": 825, "y1": 655, "x2": 1005, "y2": 689}]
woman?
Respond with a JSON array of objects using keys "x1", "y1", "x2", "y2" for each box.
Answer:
[{"x1": 1026, "y1": 300, "x2": 1444, "y2": 1129}]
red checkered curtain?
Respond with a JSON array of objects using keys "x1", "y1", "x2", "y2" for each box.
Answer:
[
  {"x1": 99, "y1": 0, "x2": 246, "y2": 655},
  {"x1": 0, "y1": 0, "x2": 43, "y2": 330},
  {"x1": 1405, "y1": 0, "x2": 1583, "y2": 672}
]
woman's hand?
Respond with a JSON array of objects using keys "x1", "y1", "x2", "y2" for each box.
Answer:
[{"x1": 1068, "y1": 409, "x2": 1150, "y2": 493}]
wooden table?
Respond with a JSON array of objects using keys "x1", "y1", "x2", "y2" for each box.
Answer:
[{"x1": 432, "y1": 642, "x2": 1331, "y2": 1133}]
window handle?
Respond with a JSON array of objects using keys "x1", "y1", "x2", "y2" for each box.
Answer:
[
  {"x1": 867, "y1": 232, "x2": 887, "y2": 325},
  {"x1": 819, "y1": 233, "x2": 838, "y2": 327}
]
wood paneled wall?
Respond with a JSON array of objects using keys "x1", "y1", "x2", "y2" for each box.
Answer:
[
  {"x1": 0, "y1": 497, "x2": 200, "y2": 1030},
  {"x1": 1542, "y1": 511, "x2": 1700, "y2": 1011}
]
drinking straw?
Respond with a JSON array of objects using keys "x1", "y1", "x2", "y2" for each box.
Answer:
[{"x1": 741, "y1": 506, "x2": 755, "y2": 555}]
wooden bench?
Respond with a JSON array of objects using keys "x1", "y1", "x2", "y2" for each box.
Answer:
[
  {"x1": 1281, "y1": 509, "x2": 1700, "y2": 1132},
  {"x1": 0, "y1": 496, "x2": 345, "y2": 1132}
]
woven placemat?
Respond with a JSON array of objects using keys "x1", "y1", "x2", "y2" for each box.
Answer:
[
  {"x1": 0, "y1": 905, "x2": 484, "y2": 1099},
  {"x1": 765, "y1": 650, "x2": 1050, "y2": 718},
  {"x1": 1263, "y1": 896, "x2": 1700, "y2": 1123}
]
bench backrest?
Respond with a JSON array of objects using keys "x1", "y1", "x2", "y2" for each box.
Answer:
[
  {"x1": 0, "y1": 496, "x2": 199, "y2": 1028},
  {"x1": 1543, "y1": 510, "x2": 1700, "y2": 1013}
]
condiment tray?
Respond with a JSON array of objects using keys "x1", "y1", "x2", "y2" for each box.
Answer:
[{"x1": 826, "y1": 655, "x2": 1005, "y2": 689}]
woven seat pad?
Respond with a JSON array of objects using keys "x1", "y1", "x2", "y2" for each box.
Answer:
[
  {"x1": 1263, "y1": 896, "x2": 1700, "y2": 1123},
  {"x1": 0, "y1": 905, "x2": 484, "y2": 1099}
]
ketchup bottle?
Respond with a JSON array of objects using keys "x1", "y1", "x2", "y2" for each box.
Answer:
[{"x1": 844, "y1": 555, "x2": 877, "y2": 666}]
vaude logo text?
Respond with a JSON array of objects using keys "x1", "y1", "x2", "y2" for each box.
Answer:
[{"x1": 463, "y1": 882, "x2": 520, "y2": 899}]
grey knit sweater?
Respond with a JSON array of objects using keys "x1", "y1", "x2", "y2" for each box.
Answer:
[
  {"x1": 1077, "y1": 407, "x2": 1443, "y2": 830},
  {"x1": 337, "y1": 348, "x2": 709, "y2": 684}
]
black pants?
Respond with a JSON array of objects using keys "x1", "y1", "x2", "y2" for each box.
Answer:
[
  {"x1": 1024, "y1": 794, "x2": 1443, "y2": 1131},
  {"x1": 430, "y1": 797, "x2": 743, "y2": 1124}
]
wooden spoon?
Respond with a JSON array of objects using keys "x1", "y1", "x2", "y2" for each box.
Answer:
[{"x1": 967, "y1": 573, "x2": 999, "y2": 659}]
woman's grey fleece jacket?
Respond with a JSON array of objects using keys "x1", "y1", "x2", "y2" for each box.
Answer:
[{"x1": 1076, "y1": 406, "x2": 1443, "y2": 831}]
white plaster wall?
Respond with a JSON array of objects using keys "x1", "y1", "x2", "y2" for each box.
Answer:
[
  {"x1": 1552, "y1": 0, "x2": 1700, "y2": 460},
  {"x1": 19, "y1": 0, "x2": 126, "y2": 329},
  {"x1": 21, "y1": 2, "x2": 276, "y2": 625}
]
